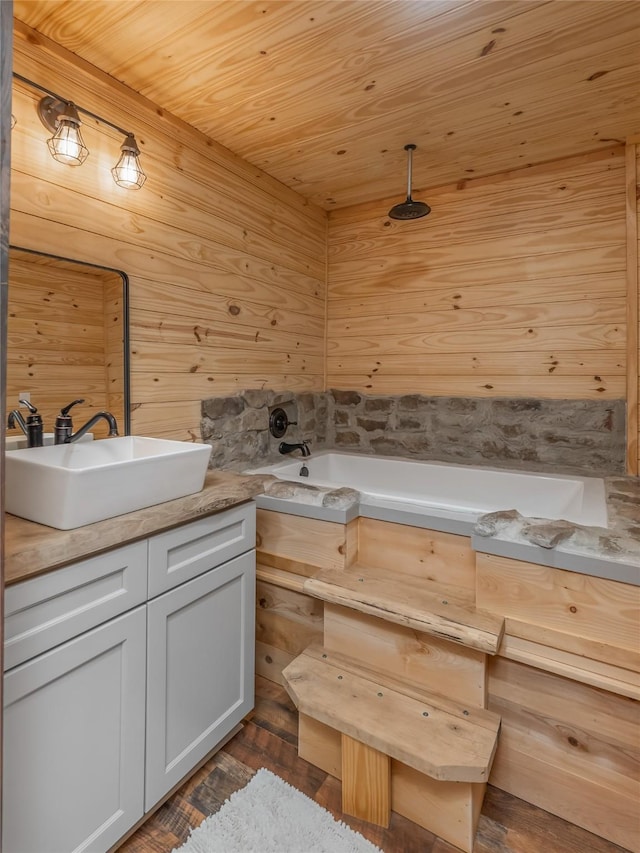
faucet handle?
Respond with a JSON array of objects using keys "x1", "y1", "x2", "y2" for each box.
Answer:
[
  {"x1": 19, "y1": 399, "x2": 38, "y2": 414},
  {"x1": 60, "y1": 399, "x2": 85, "y2": 417}
]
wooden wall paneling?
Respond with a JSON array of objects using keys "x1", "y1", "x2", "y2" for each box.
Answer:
[
  {"x1": 329, "y1": 299, "x2": 624, "y2": 339},
  {"x1": 128, "y1": 401, "x2": 202, "y2": 443},
  {"x1": 357, "y1": 518, "x2": 477, "y2": 595},
  {"x1": 499, "y1": 632, "x2": 640, "y2": 701},
  {"x1": 11, "y1": 23, "x2": 327, "y2": 441},
  {"x1": 9, "y1": 73, "x2": 325, "y2": 265},
  {"x1": 327, "y1": 350, "x2": 626, "y2": 379},
  {"x1": 130, "y1": 279, "x2": 325, "y2": 338},
  {"x1": 328, "y1": 374, "x2": 625, "y2": 399},
  {"x1": 328, "y1": 243, "x2": 625, "y2": 298},
  {"x1": 327, "y1": 152, "x2": 627, "y2": 401},
  {"x1": 255, "y1": 579, "x2": 323, "y2": 685},
  {"x1": 331, "y1": 271, "x2": 626, "y2": 319},
  {"x1": 488, "y1": 657, "x2": 640, "y2": 852},
  {"x1": 476, "y1": 553, "x2": 640, "y2": 655},
  {"x1": 328, "y1": 325, "x2": 625, "y2": 354},
  {"x1": 323, "y1": 604, "x2": 487, "y2": 708},
  {"x1": 254, "y1": 512, "x2": 357, "y2": 686},
  {"x1": 256, "y1": 509, "x2": 357, "y2": 575}
]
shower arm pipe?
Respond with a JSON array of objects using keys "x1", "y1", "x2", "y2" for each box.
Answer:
[{"x1": 13, "y1": 72, "x2": 135, "y2": 138}]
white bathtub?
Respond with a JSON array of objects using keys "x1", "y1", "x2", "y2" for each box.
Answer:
[{"x1": 252, "y1": 451, "x2": 608, "y2": 527}]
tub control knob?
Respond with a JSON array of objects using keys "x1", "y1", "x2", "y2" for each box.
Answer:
[{"x1": 269, "y1": 407, "x2": 297, "y2": 438}]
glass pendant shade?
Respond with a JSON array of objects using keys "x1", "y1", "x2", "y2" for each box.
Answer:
[
  {"x1": 46, "y1": 103, "x2": 89, "y2": 166},
  {"x1": 111, "y1": 134, "x2": 147, "y2": 189}
]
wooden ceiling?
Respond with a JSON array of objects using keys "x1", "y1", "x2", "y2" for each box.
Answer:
[{"x1": 12, "y1": 0, "x2": 640, "y2": 210}]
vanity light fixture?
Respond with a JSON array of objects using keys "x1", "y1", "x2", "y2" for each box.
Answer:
[
  {"x1": 111, "y1": 133, "x2": 147, "y2": 189},
  {"x1": 38, "y1": 96, "x2": 89, "y2": 166},
  {"x1": 15, "y1": 74, "x2": 147, "y2": 190}
]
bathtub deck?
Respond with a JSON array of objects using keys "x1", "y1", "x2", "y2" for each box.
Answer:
[{"x1": 253, "y1": 507, "x2": 640, "y2": 851}]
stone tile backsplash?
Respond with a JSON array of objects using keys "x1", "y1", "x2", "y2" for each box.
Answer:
[
  {"x1": 201, "y1": 389, "x2": 328, "y2": 471},
  {"x1": 201, "y1": 389, "x2": 625, "y2": 475}
]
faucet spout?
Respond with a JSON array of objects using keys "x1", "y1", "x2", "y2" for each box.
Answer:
[
  {"x1": 279, "y1": 440, "x2": 311, "y2": 458},
  {"x1": 7, "y1": 410, "x2": 28, "y2": 437},
  {"x1": 8, "y1": 400, "x2": 44, "y2": 447},
  {"x1": 66, "y1": 412, "x2": 119, "y2": 444}
]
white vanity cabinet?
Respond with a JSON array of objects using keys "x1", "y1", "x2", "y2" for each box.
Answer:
[
  {"x1": 3, "y1": 502, "x2": 256, "y2": 853},
  {"x1": 145, "y1": 507, "x2": 256, "y2": 809},
  {"x1": 3, "y1": 543, "x2": 148, "y2": 853}
]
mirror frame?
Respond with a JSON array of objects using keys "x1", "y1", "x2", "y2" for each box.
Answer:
[{"x1": 8, "y1": 245, "x2": 131, "y2": 435}]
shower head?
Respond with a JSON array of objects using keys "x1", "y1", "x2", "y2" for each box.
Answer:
[{"x1": 388, "y1": 144, "x2": 431, "y2": 221}]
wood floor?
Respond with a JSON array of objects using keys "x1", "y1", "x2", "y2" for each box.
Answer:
[{"x1": 117, "y1": 676, "x2": 631, "y2": 853}]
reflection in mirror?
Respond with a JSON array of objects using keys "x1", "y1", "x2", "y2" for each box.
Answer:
[{"x1": 7, "y1": 247, "x2": 130, "y2": 442}]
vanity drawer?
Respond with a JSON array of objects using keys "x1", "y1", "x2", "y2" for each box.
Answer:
[
  {"x1": 148, "y1": 502, "x2": 256, "y2": 598},
  {"x1": 4, "y1": 541, "x2": 148, "y2": 670}
]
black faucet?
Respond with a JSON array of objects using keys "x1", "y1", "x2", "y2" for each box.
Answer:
[
  {"x1": 54, "y1": 399, "x2": 119, "y2": 444},
  {"x1": 279, "y1": 440, "x2": 311, "y2": 458},
  {"x1": 7, "y1": 400, "x2": 44, "y2": 447}
]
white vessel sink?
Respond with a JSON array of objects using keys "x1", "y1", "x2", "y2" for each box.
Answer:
[{"x1": 5, "y1": 437, "x2": 212, "y2": 529}]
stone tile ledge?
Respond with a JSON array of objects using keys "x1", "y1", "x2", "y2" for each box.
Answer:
[
  {"x1": 474, "y1": 475, "x2": 640, "y2": 569},
  {"x1": 474, "y1": 510, "x2": 640, "y2": 569},
  {"x1": 260, "y1": 476, "x2": 360, "y2": 510}
]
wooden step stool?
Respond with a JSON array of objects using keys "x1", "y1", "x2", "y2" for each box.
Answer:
[
  {"x1": 285, "y1": 563, "x2": 505, "y2": 852},
  {"x1": 283, "y1": 645, "x2": 501, "y2": 853}
]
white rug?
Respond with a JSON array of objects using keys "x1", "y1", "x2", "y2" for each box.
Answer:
[{"x1": 173, "y1": 768, "x2": 383, "y2": 853}]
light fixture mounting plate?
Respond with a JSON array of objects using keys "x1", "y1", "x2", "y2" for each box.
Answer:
[{"x1": 37, "y1": 96, "x2": 67, "y2": 132}]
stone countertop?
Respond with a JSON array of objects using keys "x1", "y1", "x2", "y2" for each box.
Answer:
[{"x1": 4, "y1": 470, "x2": 265, "y2": 586}]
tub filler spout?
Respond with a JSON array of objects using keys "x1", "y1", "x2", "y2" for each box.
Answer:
[{"x1": 279, "y1": 440, "x2": 311, "y2": 458}]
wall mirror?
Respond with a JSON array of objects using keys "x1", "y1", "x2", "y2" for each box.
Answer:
[{"x1": 6, "y1": 247, "x2": 130, "y2": 441}]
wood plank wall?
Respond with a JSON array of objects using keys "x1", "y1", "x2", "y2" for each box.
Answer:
[
  {"x1": 327, "y1": 149, "x2": 635, "y2": 464},
  {"x1": 9, "y1": 21, "x2": 326, "y2": 441},
  {"x1": 8, "y1": 21, "x2": 640, "y2": 470},
  {"x1": 6, "y1": 254, "x2": 124, "y2": 438}
]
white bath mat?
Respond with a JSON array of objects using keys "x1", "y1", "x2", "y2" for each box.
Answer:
[{"x1": 173, "y1": 767, "x2": 382, "y2": 853}]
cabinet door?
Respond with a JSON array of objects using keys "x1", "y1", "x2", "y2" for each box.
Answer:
[
  {"x1": 145, "y1": 551, "x2": 255, "y2": 810},
  {"x1": 3, "y1": 607, "x2": 146, "y2": 853}
]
